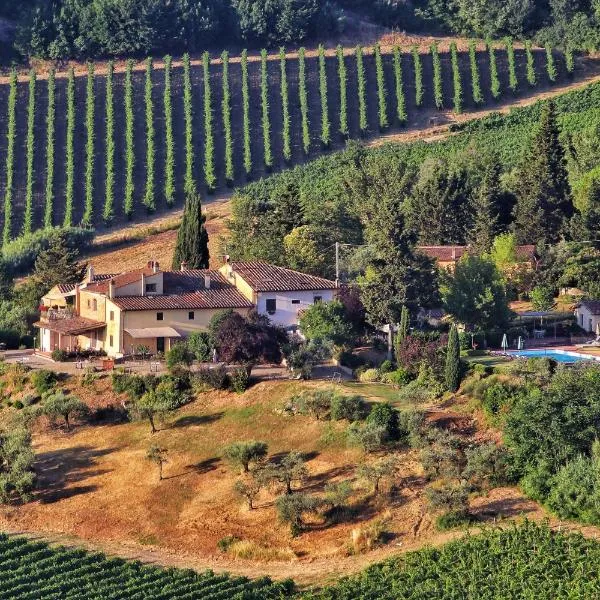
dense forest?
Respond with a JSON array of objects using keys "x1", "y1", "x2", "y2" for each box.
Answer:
[{"x1": 4, "y1": 0, "x2": 600, "y2": 60}]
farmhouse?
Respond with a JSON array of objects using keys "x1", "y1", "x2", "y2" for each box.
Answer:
[
  {"x1": 574, "y1": 300, "x2": 600, "y2": 334},
  {"x1": 419, "y1": 245, "x2": 539, "y2": 271},
  {"x1": 35, "y1": 260, "x2": 337, "y2": 358}
]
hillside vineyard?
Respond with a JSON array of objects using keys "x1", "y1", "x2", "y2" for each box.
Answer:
[{"x1": 0, "y1": 43, "x2": 574, "y2": 243}]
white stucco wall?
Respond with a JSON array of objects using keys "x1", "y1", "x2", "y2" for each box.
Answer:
[
  {"x1": 255, "y1": 290, "x2": 335, "y2": 330},
  {"x1": 575, "y1": 306, "x2": 600, "y2": 334}
]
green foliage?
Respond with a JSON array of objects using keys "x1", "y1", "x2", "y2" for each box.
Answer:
[
  {"x1": 240, "y1": 49, "x2": 252, "y2": 178},
  {"x1": 546, "y1": 45, "x2": 557, "y2": 82},
  {"x1": 279, "y1": 48, "x2": 292, "y2": 163},
  {"x1": 444, "y1": 325, "x2": 461, "y2": 392},
  {"x1": 123, "y1": 59, "x2": 135, "y2": 218},
  {"x1": 229, "y1": 367, "x2": 250, "y2": 394},
  {"x1": 412, "y1": 46, "x2": 424, "y2": 107},
  {"x1": 505, "y1": 38, "x2": 518, "y2": 93},
  {"x1": 337, "y1": 45, "x2": 349, "y2": 137},
  {"x1": 166, "y1": 343, "x2": 194, "y2": 371},
  {"x1": 366, "y1": 402, "x2": 400, "y2": 442},
  {"x1": 297, "y1": 47, "x2": 310, "y2": 155},
  {"x1": 43, "y1": 68, "x2": 55, "y2": 229},
  {"x1": 172, "y1": 192, "x2": 209, "y2": 270},
  {"x1": 468, "y1": 40, "x2": 483, "y2": 104},
  {"x1": 221, "y1": 50, "x2": 235, "y2": 184},
  {"x1": 143, "y1": 58, "x2": 155, "y2": 212},
  {"x1": 182, "y1": 53, "x2": 196, "y2": 194},
  {"x1": 298, "y1": 300, "x2": 353, "y2": 347},
  {"x1": 318, "y1": 44, "x2": 331, "y2": 147},
  {"x1": 63, "y1": 67, "x2": 75, "y2": 227},
  {"x1": 103, "y1": 60, "x2": 115, "y2": 223},
  {"x1": 0, "y1": 427, "x2": 35, "y2": 504},
  {"x1": 441, "y1": 255, "x2": 510, "y2": 330},
  {"x1": 431, "y1": 43, "x2": 443, "y2": 110},
  {"x1": 450, "y1": 42, "x2": 462, "y2": 114},
  {"x1": 2, "y1": 70, "x2": 17, "y2": 246},
  {"x1": 83, "y1": 63, "x2": 95, "y2": 226},
  {"x1": 203, "y1": 52, "x2": 217, "y2": 191},
  {"x1": 223, "y1": 440, "x2": 268, "y2": 473},
  {"x1": 463, "y1": 442, "x2": 510, "y2": 489},
  {"x1": 374, "y1": 43, "x2": 388, "y2": 130},
  {"x1": 525, "y1": 40, "x2": 537, "y2": 86},
  {"x1": 23, "y1": 70, "x2": 36, "y2": 236},
  {"x1": 330, "y1": 394, "x2": 368, "y2": 422},
  {"x1": 356, "y1": 46, "x2": 368, "y2": 134},
  {"x1": 187, "y1": 331, "x2": 211, "y2": 362},
  {"x1": 163, "y1": 55, "x2": 175, "y2": 205},
  {"x1": 565, "y1": 47, "x2": 575, "y2": 74},
  {"x1": 392, "y1": 46, "x2": 407, "y2": 124},
  {"x1": 0, "y1": 535, "x2": 290, "y2": 597},
  {"x1": 530, "y1": 285, "x2": 555, "y2": 311},
  {"x1": 487, "y1": 41, "x2": 501, "y2": 99},
  {"x1": 260, "y1": 49, "x2": 273, "y2": 170},
  {"x1": 276, "y1": 492, "x2": 322, "y2": 536},
  {"x1": 41, "y1": 392, "x2": 89, "y2": 431},
  {"x1": 357, "y1": 456, "x2": 397, "y2": 493},
  {"x1": 31, "y1": 369, "x2": 58, "y2": 396}
]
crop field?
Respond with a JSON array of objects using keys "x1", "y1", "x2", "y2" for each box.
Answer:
[
  {"x1": 0, "y1": 42, "x2": 578, "y2": 244},
  {"x1": 0, "y1": 534, "x2": 293, "y2": 600}
]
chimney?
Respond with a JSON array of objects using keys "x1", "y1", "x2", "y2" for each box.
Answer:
[
  {"x1": 86, "y1": 264, "x2": 95, "y2": 284},
  {"x1": 141, "y1": 272, "x2": 146, "y2": 296},
  {"x1": 451, "y1": 247, "x2": 456, "y2": 261},
  {"x1": 204, "y1": 274, "x2": 211, "y2": 290},
  {"x1": 108, "y1": 279, "x2": 115, "y2": 300},
  {"x1": 74, "y1": 284, "x2": 80, "y2": 314},
  {"x1": 153, "y1": 261, "x2": 159, "y2": 274},
  {"x1": 180, "y1": 261, "x2": 188, "y2": 272},
  {"x1": 223, "y1": 254, "x2": 230, "y2": 264}
]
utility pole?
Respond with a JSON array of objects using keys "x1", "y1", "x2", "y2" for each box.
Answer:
[{"x1": 335, "y1": 242, "x2": 340, "y2": 288}]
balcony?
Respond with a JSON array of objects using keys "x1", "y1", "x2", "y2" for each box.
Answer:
[{"x1": 40, "y1": 307, "x2": 76, "y2": 322}]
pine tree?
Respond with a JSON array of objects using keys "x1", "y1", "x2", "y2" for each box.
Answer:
[
  {"x1": 444, "y1": 325, "x2": 461, "y2": 393},
  {"x1": 172, "y1": 192, "x2": 210, "y2": 270},
  {"x1": 513, "y1": 101, "x2": 574, "y2": 245},
  {"x1": 33, "y1": 231, "x2": 86, "y2": 291}
]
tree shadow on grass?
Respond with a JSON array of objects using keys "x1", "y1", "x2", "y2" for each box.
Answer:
[
  {"x1": 186, "y1": 457, "x2": 221, "y2": 475},
  {"x1": 34, "y1": 446, "x2": 119, "y2": 504},
  {"x1": 171, "y1": 413, "x2": 224, "y2": 429}
]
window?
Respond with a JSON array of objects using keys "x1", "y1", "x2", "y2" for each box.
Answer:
[
  {"x1": 291, "y1": 299, "x2": 300, "y2": 305},
  {"x1": 188, "y1": 311, "x2": 195, "y2": 320},
  {"x1": 92, "y1": 299, "x2": 97, "y2": 311},
  {"x1": 109, "y1": 335, "x2": 113, "y2": 347},
  {"x1": 313, "y1": 296, "x2": 322, "y2": 304},
  {"x1": 145, "y1": 283, "x2": 157, "y2": 293},
  {"x1": 157, "y1": 312, "x2": 164, "y2": 321},
  {"x1": 266, "y1": 299, "x2": 276, "y2": 315},
  {"x1": 109, "y1": 310, "x2": 114, "y2": 321},
  {"x1": 87, "y1": 299, "x2": 91, "y2": 309}
]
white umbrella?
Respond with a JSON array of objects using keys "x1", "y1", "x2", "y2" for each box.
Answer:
[
  {"x1": 501, "y1": 333, "x2": 508, "y2": 352},
  {"x1": 596, "y1": 322, "x2": 600, "y2": 337},
  {"x1": 517, "y1": 336, "x2": 524, "y2": 350}
]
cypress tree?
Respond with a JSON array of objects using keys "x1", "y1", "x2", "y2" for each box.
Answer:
[
  {"x1": 513, "y1": 101, "x2": 573, "y2": 245},
  {"x1": 172, "y1": 192, "x2": 210, "y2": 270},
  {"x1": 445, "y1": 325, "x2": 461, "y2": 393}
]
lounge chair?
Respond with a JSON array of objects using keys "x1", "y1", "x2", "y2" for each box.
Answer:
[{"x1": 576, "y1": 337, "x2": 600, "y2": 348}]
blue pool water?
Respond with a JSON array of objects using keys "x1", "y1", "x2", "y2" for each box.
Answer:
[{"x1": 506, "y1": 349, "x2": 600, "y2": 363}]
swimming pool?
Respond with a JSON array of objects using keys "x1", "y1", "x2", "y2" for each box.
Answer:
[{"x1": 506, "y1": 349, "x2": 600, "y2": 363}]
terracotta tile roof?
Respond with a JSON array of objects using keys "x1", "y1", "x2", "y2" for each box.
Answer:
[
  {"x1": 418, "y1": 245, "x2": 537, "y2": 262},
  {"x1": 162, "y1": 270, "x2": 225, "y2": 294},
  {"x1": 580, "y1": 300, "x2": 600, "y2": 315},
  {"x1": 111, "y1": 289, "x2": 252, "y2": 311},
  {"x1": 84, "y1": 268, "x2": 156, "y2": 293},
  {"x1": 33, "y1": 317, "x2": 106, "y2": 335},
  {"x1": 228, "y1": 262, "x2": 337, "y2": 292},
  {"x1": 57, "y1": 283, "x2": 76, "y2": 294}
]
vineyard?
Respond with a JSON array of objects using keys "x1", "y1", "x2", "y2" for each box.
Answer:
[
  {"x1": 0, "y1": 42, "x2": 582, "y2": 244},
  {"x1": 0, "y1": 533, "x2": 293, "y2": 600},
  {"x1": 305, "y1": 522, "x2": 600, "y2": 599}
]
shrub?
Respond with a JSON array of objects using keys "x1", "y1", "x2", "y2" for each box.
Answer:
[
  {"x1": 367, "y1": 402, "x2": 400, "y2": 441},
  {"x1": 481, "y1": 382, "x2": 521, "y2": 420},
  {"x1": 330, "y1": 394, "x2": 368, "y2": 421},
  {"x1": 359, "y1": 368, "x2": 380, "y2": 383},
  {"x1": 83, "y1": 62, "x2": 95, "y2": 225},
  {"x1": 381, "y1": 368, "x2": 412, "y2": 388},
  {"x1": 412, "y1": 46, "x2": 423, "y2": 107},
  {"x1": 379, "y1": 360, "x2": 394, "y2": 374},
  {"x1": 298, "y1": 47, "x2": 310, "y2": 155},
  {"x1": 230, "y1": 367, "x2": 250, "y2": 394},
  {"x1": 195, "y1": 366, "x2": 228, "y2": 391},
  {"x1": 221, "y1": 50, "x2": 234, "y2": 184},
  {"x1": 347, "y1": 421, "x2": 388, "y2": 452},
  {"x1": 275, "y1": 492, "x2": 323, "y2": 536},
  {"x1": 357, "y1": 456, "x2": 397, "y2": 493},
  {"x1": 425, "y1": 480, "x2": 470, "y2": 514},
  {"x1": 166, "y1": 343, "x2": 194, "y2": 371},
  {"x1": 396, "y1": 380, "x2": 435, "y2": 404},
  {"x1": 435, "y1": 510, "x2": 474, "y2": 531},
  {"x1": 80, "y1": 368, "x2": 98, "y2": 388},
  {"x1": 468, "y1": 40, "x2": 483, "y2": 104},
  {"x1": 463, "y1": 442, "x2": 511, "y2": 490},
  {"x1": 223, "y1": 440, "x2": 268, "y2": 473},
  {"x1": 23, "y1": 70, "x2": 36, "y2": 235},
  {"x1": 43, "y1": 68, "x2": 55, "y2": 228},
  {"x1": 31, "y1": 369, "x2": 58, "y2": 395},
  {"x1": 337, "y1": 45, "x2": 349, "y2": 137},
  {"x1": 374, "y1": 43, "x2": 388, "y2": 131},
  {"x1": 187, "y1": 331, "x2": 211, "y2": 362},
  {"x1": 203, "y1": 52, "x2": 216, "y2": 191},
  {"x1": 287, "y1": 389, "x2": 333, "y2": 420},
  {"x1": 51, "y1": 349, "x2": 68, "y2": 362},
  {"x1": 393, "y1": 46, "x2": 407, "y2": 124},
  {"x1": 217, "y1": 535, "x2": 240, "y2": 552}
]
